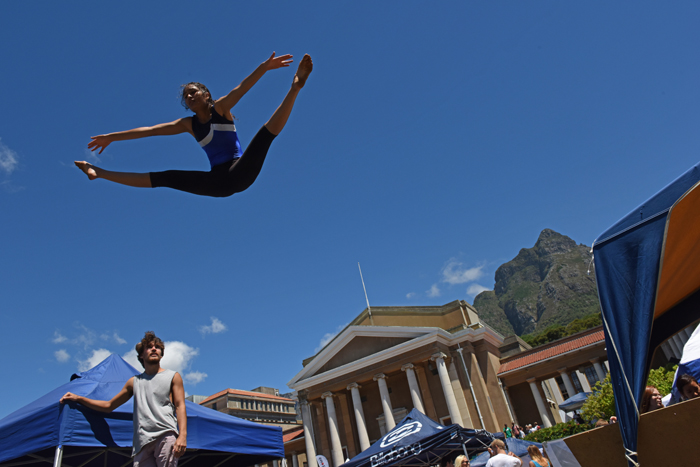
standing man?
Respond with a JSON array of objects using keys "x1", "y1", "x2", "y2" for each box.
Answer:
[
  {"x1": 61, "y1": 331, "x2": 187, "y2": 467},
  {"x1": 485, "y1": 439, "x2": 521, "y2": 467}
]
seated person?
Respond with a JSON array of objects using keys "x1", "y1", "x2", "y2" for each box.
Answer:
[
  {"x1": 640, "y1": 386, "x2": 664, "y2": 413},
  {"x1": 677, "y1": 374, "x2": 700, "y2": 400}
]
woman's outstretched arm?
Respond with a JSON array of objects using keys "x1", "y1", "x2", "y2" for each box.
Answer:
[
  {"x1": 214, "y1": 52, "x2": 293, "y2": 117},
  {"x1": 88, "y1": 118, "x2": 193, "y2": 154}
]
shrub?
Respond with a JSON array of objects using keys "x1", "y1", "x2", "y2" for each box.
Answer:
[{"x1": 522, "y1": 420, "x2": 591, "y2": 443}]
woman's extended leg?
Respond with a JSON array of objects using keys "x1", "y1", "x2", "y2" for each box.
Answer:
[
  {"x1": 75, "y1": 161, "x2": 152, "y2": 188},
  {"x1": 264, "y1": 54, "x2": 313, "y2": 135},
  {"x1": 225, "y1": 55, "x2": 314, "y2": 194}
]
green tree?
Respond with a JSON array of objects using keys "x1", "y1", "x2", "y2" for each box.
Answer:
[{"x1": 580, "y1": 373, "x2": 615, "y2": 422}]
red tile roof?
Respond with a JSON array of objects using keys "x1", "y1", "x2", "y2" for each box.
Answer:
[
  {"x1": 283, "y1": 428, "x2": 304, "y2": 443},
  {"x1": 200, "y1": 388, "x2": 294, "y2": 405},
  {"x1": 498, "y1": 327, "x2": 605, "y2": 375}
]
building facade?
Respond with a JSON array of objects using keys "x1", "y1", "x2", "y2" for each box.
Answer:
[
  {"x1": 199, "y1": 386, "x2": 301, "y2": 430},
  {"x1": 497, "y1": 326, "x2": 609, "y2": 426},
  {"x1": 287, "y1": 300, "x2": 515, "y2": 467}
]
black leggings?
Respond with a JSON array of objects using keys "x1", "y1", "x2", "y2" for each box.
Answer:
[{"x1": 150, "y1": 126, "x2": 276, "y2": 198}]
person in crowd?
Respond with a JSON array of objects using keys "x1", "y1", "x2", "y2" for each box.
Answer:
[
  {"x1": 486, "y1": 439, "x2": 521, "y2": 467},
  {"x1": 677, "y1": 374, "x2": 700, "y2": 401},
  {"x1": 527, "y1": 445, "x2": 549, "y2": 467},
  {"x1": 640, "y1": 385, "x2": 664, "y2": 413},
  {"x1": 503, "y1": 424, "x2": 513, "y2": 438},
  {"x1": 512, "y1": 423, "x2": 520, "y2": 439},
  {"x1": 609, "y1": 416, "x2": 617, "y2": 423},
  {"x1": 594, "y1": 419, "x2": 609, "y2": 428},
  {"x1": 454, "y1": 454, "x2": 470, "y2": 467}
]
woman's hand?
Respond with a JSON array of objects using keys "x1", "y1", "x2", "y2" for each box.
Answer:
[
  {"x1": 263, "y1": 52, "x2": 293, "y2": 71},
  {"x1": 88, "y1": 134, "x2": 115, "y2": 154}
]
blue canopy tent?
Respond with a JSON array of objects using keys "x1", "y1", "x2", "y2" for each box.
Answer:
[
  {"x1": 592, "y1": 161, "x2": 700, "y2": 466},
  {"x1": 340, "y1": 409, "x2": 493, "y2": 467},
  {"x1": 557, "y1": 392, "x2": 591, "y2": 412},
  {"x1": 0, "y1": 355, "x2": 283, "y2": 467}
]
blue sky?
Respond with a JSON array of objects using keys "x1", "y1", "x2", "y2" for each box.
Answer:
[{"x1": 1, "y1": 2, "x2": 699, "y2": 419}]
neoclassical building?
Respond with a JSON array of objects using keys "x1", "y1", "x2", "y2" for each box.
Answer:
[{"x1": 287, "y1": 301, "x2": 515, "y2": 467}]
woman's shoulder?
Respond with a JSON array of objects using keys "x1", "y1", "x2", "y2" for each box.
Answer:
[{"x1": 212, "y1": 103, "x2": 234, "y2": 123}]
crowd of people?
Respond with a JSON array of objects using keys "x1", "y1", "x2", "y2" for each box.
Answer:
[
  {"x1": 441, "y1": 440, "x2": 550, "y2": 467},
  {"x1": 503, "y1": 423, "x2": 540, "y2": 439}
]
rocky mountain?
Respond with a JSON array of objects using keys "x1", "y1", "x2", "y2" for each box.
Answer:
[{"x1": 473, "y1": 229, "x2": 600, "y2": 336}]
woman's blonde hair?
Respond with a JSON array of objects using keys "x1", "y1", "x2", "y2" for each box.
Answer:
[
  {"x1": 453, "y1": 455, "x2": 468, "y2": 467},
  {"x1": 527, "y1": 445, "x2": 548, "y2": 466}
]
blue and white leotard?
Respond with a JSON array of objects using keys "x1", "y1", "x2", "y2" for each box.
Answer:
[{"x1": 191, "y1": 107, "x2": 243, "y2": 168}]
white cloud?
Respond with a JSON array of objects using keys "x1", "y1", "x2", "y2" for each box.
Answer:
[
  {"x1": 123, "y1": 349, "x2": 143, "y2": 371},
  {"x1": 84, "y1": 148, "x2": 101, "y2": 164},
  {"x1": 315, "y1": 323, "x2": 348, "y2": 353},
  {"x1": 161, "y1": 341, "x2": 199, "y2": 374},
  {"x1": 52, "y1": 331, "x2": 67, "y2": 344},
  {"x1": 406, "y1": 292, "x2": 416, "y2": 299},
  {"x1": 199, "y1": 317, "x2": 227, "y2": 336},
  {"x1": 55, "y1": 349, "x2": 70, "y2": 363},
  {"x1": 113, "y1": 332, "x2": 127, "y2": 344},
  {"x1": 467, "y1": 284, "x2": 491, "y2": 296},
  {"x1": 0, "y1": 139, "x2": 18, "y2": 175},
  {"x1": 427, "y1": 284, "x2": 441, "y2": 298},
  {"x1": 124, "y1": 341, "x2": 200, "y2": 375},
  {"x1": 78, "y1": 349, "x2": 112, "y2": 371},
  {"x1": 441, "y1": 260, "x2": 484, "y2": 285},
  {"x1": 184, "y1": 371, "x2": 207, "y2": 385}
]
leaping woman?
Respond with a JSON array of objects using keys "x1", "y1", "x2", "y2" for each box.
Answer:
[{"x1": 75, "y1": 52, "x2": 313, "y2": 198}]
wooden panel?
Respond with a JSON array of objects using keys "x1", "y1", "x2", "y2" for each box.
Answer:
[{"x1": 562, "y1": 397, "x2": 700, "y2": 466}]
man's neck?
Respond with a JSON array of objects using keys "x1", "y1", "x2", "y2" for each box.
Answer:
[{"x1": 143, "y1": 362, "x2": 162, "y2": 375}]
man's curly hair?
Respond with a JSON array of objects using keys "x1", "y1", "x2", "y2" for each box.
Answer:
[{"x1": 135, "y1": 331, "x2": 165, "y2": 366}]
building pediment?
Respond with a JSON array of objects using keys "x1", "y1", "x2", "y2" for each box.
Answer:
[{"x1": 288, "y1": 326, "x2": 439, "y2": 388}]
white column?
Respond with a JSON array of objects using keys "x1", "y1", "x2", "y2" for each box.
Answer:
[
  {"x1": 547, "y1": 377, "x2": 570, "y2": 422},
  {"x1": 590, "y1": 359, "x2": 607, "y2": 383},
  {"x1": 668, "y1": 336, "x2": 683, "y2": 358},
  {"x1": 673, "y1": 334, "x2": 687, "y2": 355},
  {"x1": 576, "y1": 369, "x2": 592, "y2": 392},
  {"x1": 557, "y1": 368, "x2": 576, "y2": 399},
  {"x1": 292, "y1": 453, "x2": 299, "y2": 467},
  {"x1": 347, "y1": 383, "x2": 370, "y2": 451},
  {"x1": 527, "y1": 378, "x2": 552, "y2": 428},
  {"x1": 300, "y1": 400, "x2": 318, "y2": 467},
  {"x1": 431, "y1": 352, "x2": 463, "y2": 426},
  {"x1": 401, "y1": 363, "x2": 425, "y2": 413},
  {"x1": 660, "y1": 342, "x2": 674, "y2": 360},
  {"x1": 374, "y1": 374, "x2": 395, "y2": 431},
  {"x1": 322, "y1": 392, "x2": 345, "y2": 467}
]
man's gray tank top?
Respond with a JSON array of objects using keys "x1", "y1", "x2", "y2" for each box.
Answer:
[{"x1": 132, "y1": 369, "x2": 179, "y2": 456}]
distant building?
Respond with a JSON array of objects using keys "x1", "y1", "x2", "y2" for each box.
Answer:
[
  {"x1": 199, "y1": 386, "x2": 300, "y2": 430},
  {"x1": 287, "y1": 300, "x2": 514, "y2": 467}
]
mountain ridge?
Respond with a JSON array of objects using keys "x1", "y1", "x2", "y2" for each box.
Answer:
[{"x1": 473, "y1": 228, "x2": 600, "y2": 337}]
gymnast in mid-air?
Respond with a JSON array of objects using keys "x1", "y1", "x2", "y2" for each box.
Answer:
[{"x1": 75, "y1": 52, "x2": 313, "y2": 197}]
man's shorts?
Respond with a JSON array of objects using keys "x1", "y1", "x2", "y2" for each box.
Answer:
[{"x1": 133, "y1": 432, "x2": 179, "y2": 467}]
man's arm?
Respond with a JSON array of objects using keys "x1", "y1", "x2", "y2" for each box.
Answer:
[
  {"x1": 171, "y1": 372, "x2": 187, "y2": 457},
  {"x1": 88, "y1": 118, "x2": 193, "y2": 154},
  {"x1": 60, "y1": 377, "x2": 134, "y2": 413},
  {"x1": 214, "y1": 52, "x2": 293, "y2": 117}
]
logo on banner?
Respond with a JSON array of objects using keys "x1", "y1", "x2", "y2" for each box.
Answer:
[
  {"x1": 380, "y1": 421, "x2": 423, "y2": 448},
  {"x1": 370, "y1": 442, "x2": 422, "y2": 467},
  {"x1": 316, "y1": 455, "x2": 329, "y2": 467}
]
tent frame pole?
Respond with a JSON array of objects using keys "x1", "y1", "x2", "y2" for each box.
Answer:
[{"x1": 53, "y1": 446, "x2": 63, "y2": 467}]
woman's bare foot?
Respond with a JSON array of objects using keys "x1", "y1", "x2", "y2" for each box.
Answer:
[
  {"x1": 75, "y1": 161, "x2": 98, "y2": 180},
  {"x1": 293, "y1": 54, "x2": 313, "y2": 88}
]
